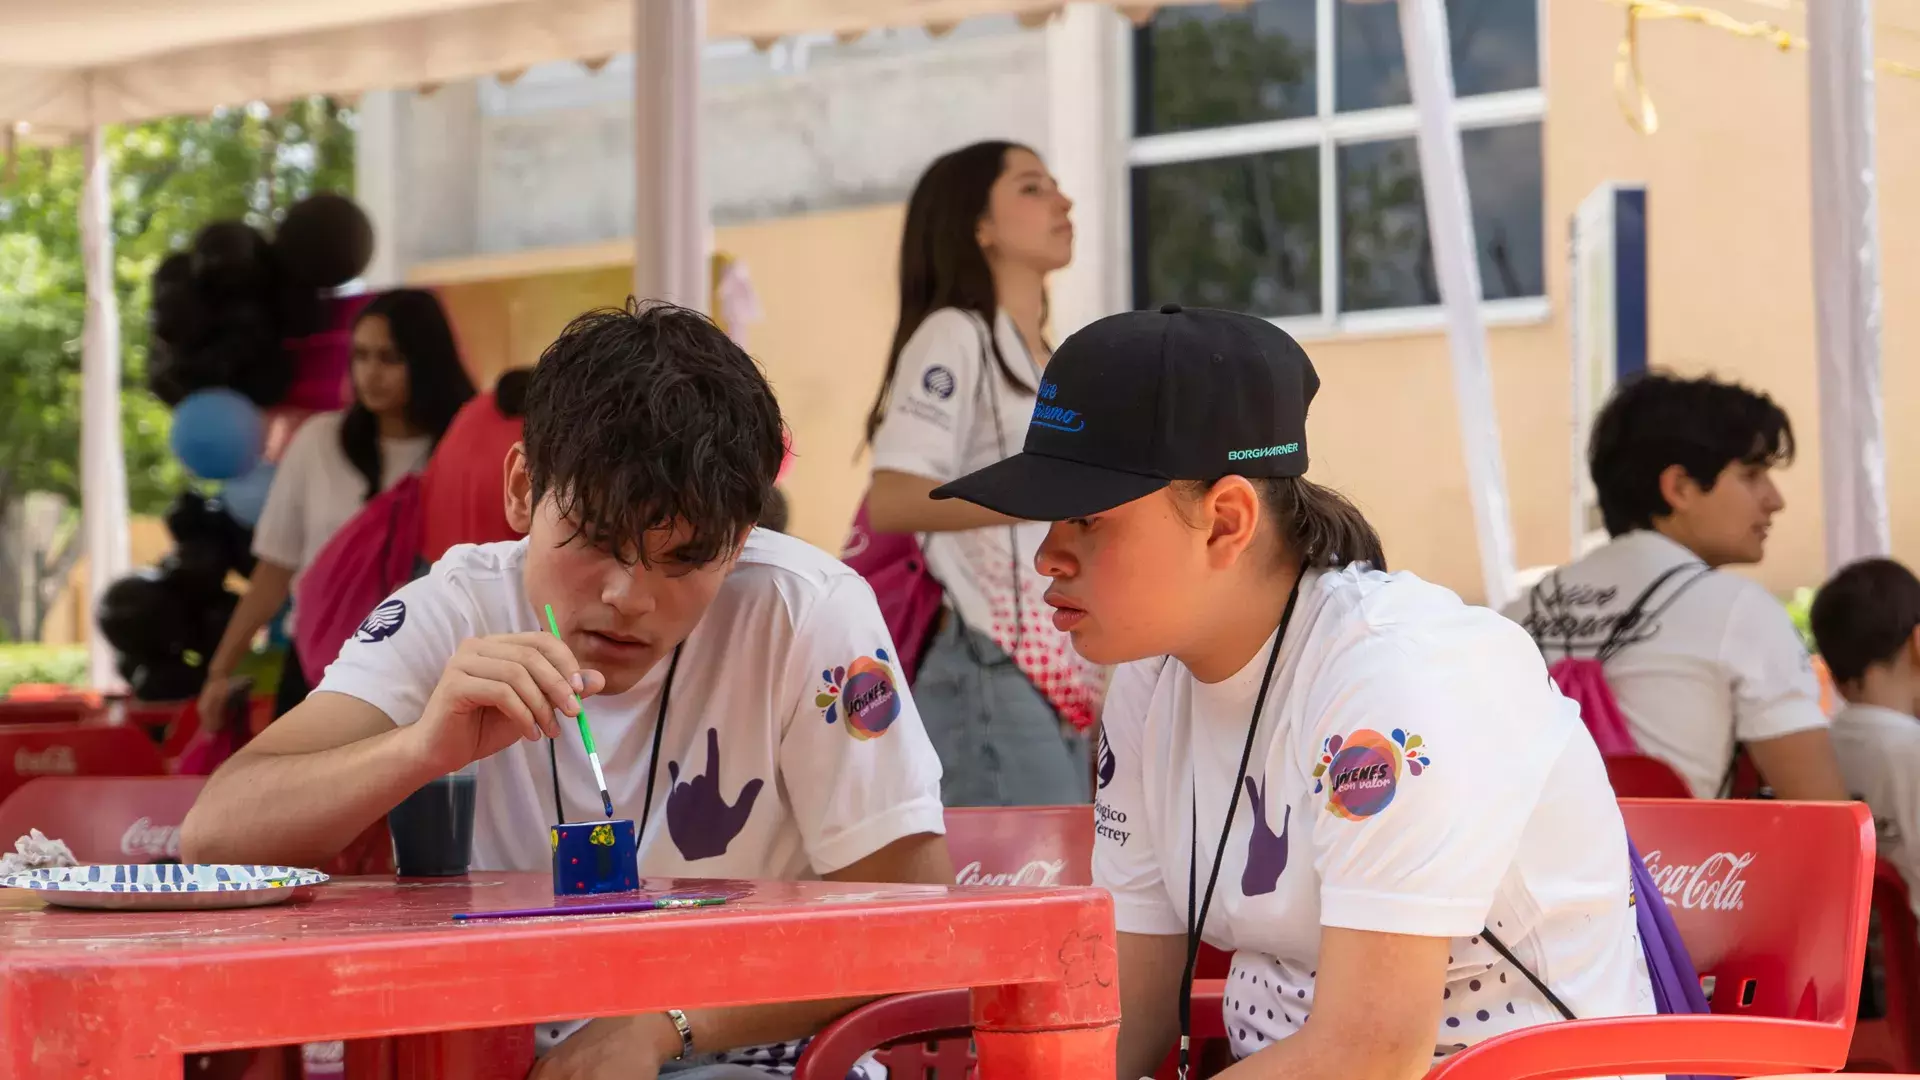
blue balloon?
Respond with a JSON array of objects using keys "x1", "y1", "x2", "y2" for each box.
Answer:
[
  {"x1": 170, "y1": 388, "x2": 263, "y2": 480},
  {"x1": 220, "y1": 463, "x2": 276, "y2": 527}
]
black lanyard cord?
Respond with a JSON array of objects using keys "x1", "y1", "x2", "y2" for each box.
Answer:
[
  {"x1": 547, "y1": 643, "x2": 684, "y2": 840},
  {"x1": 1178, "y1": 575, "x2": 1302, "y2": 1079}
]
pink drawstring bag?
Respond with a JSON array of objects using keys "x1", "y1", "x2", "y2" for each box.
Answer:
[
  {"x1": 841, "y1": 500, "x2": 945, "y2": 681},
  {"x1": 294, "y1": 475, "x2": 426, "y2": 687},
  {"x1": 1544, "y1": 657, "x2": 1642, "y2": 756},
  {"x1": 1526, "y1": 562, "x2": 1710, "y2": 758}
]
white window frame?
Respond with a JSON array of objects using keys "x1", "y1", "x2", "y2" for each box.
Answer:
[{"x1": 1120, "y1": 0, "x2": 1548, "y2": 341}]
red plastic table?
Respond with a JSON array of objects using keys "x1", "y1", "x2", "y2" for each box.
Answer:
[{"x1": 0, "y1": 874, "x2": 1118, "y2": 1079}]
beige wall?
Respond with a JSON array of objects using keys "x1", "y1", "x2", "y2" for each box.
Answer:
[
  {"x1": 1310, "y1": 3, "x2": 1920, "y2": 601},
  {"x1": 427, "y1": 204, "x2": 906, "y2": 556}
]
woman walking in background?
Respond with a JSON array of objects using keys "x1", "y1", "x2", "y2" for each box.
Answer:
[
  {"x1": 862, "y1": 140, "x2": 1099, "y2": 806},
  {"x1": 198, "y1": 289, "x2": 474, "y2": 723}
]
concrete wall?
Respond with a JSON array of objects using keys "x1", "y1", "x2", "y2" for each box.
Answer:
[{"x1": 379, "y1": 20, "x2": 1049, "y2": 267}]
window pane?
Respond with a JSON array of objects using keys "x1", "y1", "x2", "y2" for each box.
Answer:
[
  {"x1": 1463, "y1": 122, "x2": 1544, "y2": 301},
  {"x1": 1336, "y1": 0, "x2": 1539, "y2": 112},
  {"x1": 1132, "y1": 148, "x2": 1321, "y2": 317},
  {"x1": 1337, "y1": 121, "x2": 1543, "y2": 312},
  {"x1": 1135, "y1": 0, "x2": 1317, "y2": 135}
]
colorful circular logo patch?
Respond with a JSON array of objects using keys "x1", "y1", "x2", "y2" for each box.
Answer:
[
  {"x1": 815, "y1": 649, "x2": 901, "y2": 740},
  {"x1": 1322, "y1": 729, "x2": 1402, "y2": 820},
  {"x1": 1311, "y1": 728, "x2": 1432, "y2": 821}
]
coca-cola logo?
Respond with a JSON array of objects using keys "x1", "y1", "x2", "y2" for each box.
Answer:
[
  {"x1": 955, "y1": 859, "x2": 1067, "y2": 887},
  {"x1": 121, "y1": 817, "x2": 183, "y2": 859},
  {"x1": 1641, "y1": 849, "x2": 1754, "y2": 911},
  {"x1": 13, "y1": 745, "x2": 75, "y2": 776}
]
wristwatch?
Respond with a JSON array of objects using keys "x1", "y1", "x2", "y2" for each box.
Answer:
[{"x1": 664, "y1": 1008, "x2": 695, "y2": 1061}]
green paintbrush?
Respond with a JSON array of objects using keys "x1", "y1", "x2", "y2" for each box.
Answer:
[{"x1": 544, "y1": 603, "x2": 614, "y2": 817}]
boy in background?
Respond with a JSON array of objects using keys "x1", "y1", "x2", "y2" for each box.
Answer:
[
  {"x1": 1503, "y1": 372, "x2": 1846, "y2": 800},
  {"x1": 1811, "y1": 557, "x2": 1920, "y2": 918}
]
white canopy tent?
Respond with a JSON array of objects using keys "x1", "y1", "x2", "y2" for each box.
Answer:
[{"x1": 1, "y1": 0, "x2": 1883, "y2": 686}]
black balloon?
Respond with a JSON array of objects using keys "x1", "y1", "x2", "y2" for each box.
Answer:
[
  {"x1": 149, "y1": 253, "x2": 209, "y2": 348},
  {"x1": 131, "y1": 660, "x2": 205, "y2": 703},
  {"x1": 95, "y1": 570, "x2": 187, "y2": 662},
  {"x1": 145, "y1": 338, "x2": 195, "y2": 407},
  {"x1": 274, "y1": 193, "x2": 375, "y2": 288},
  {"x1": 191, "y1": 222, "x2": 275, "y2": 304}
]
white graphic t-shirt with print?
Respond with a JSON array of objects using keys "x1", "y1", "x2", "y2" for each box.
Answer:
[
  {"x1": 317, "y1": 529, "x2": 944, "y2": 1075},
  {"x1": 868, "y1": 306, "x2": 1103, "y2": 728},
  {"x1": 1095, "y1": 567, "x2": 1655, "y2": 1065},
  {"x1": 1502, "y1": 529, "x2": 1828, "y2": 798}
]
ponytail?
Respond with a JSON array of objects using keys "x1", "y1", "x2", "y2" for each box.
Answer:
[{"x1": 1258, "y1": 477, "x2": 1387, "y2": 572}]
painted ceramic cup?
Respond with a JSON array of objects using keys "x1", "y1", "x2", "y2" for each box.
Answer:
[{"x1": 550, "y1": 819, "x2": 639, "y2": 896}]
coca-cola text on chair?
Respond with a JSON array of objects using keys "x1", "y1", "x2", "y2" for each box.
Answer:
[{"x1": 1425, "y1": 798, "x2": 1875, "y2": 1080}]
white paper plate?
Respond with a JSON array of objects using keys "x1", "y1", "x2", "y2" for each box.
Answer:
[{"x1": 0, "y1": 864, "x2": 329, "y2": 910}]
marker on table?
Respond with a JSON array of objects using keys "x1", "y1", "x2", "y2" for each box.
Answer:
[
  {"x1": 452, "y1": 895, "x2": 729, "y2": 922},
  {"x1": 543, "y1": 603, "x2": 614, "y2": 818}
]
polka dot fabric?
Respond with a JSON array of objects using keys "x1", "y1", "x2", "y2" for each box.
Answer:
[{"x1": 1224, "y1": 938, "x2": 1585, "y2": 1064}]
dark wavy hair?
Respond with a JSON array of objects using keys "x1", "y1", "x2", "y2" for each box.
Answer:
[
  {"x1": 1812, "y1": 557, "x2": 1920, "y2": 687},
  {"x1": 1589, "y1": 371, "x2": 1795, "y2": 536},
  {"x1": 342, "y1": 289, "x2": 475, "y2": 499},
  {"x1": 865, "y1": 140, "x2": 1035, "y2": 443},
  {"x1": 522, "y1": 300, "x2": 785, "y2": 567}
]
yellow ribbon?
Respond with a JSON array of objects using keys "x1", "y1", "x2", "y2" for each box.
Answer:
[{"x1": 1607, "y1": 0, "x2": 1920, "y2": 134}]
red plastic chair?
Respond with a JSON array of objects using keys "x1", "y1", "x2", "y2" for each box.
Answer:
[
  {"x1": 0, "y1": 775, "x2": 206, "y2": 863},
  {"x1": 0, "y1": 723, "x2": 165, "y2": 802},
  {"x1": 1603, "y1": 753, "x2": 1695, "y2": 799},
  {"x1": 795, "y1": 806, "x2": 1230, "y2": 1080},
  {"x1": 0, "y1": 696, "x2": 99, "y2": 725},
  {"x1": 1849, "y1": 859, "x2": 1920, "y2": 1072},
  {"x1": 1427, "y1": 798, "x2": 1875, "y2": 1079}
]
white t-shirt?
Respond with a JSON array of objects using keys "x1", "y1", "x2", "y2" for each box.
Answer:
[
  {"x1": 252, "y1": 410, "x2": 432, "y2": 584},
  {"x1": 1832, "y1": 703, "x2": 1920, "y2": 920},
  {"x1": 317, "y1": 530, "x2": 944, "y2": 1066},
  {"x1": 1501, "y1": 530, "x2": 1828, "y2": 798},
  {"x1": 867, "y1": 307, "x2": 1101, "y2": 727},
  {"x1": 1096, "y1": 567, "x2": 1654, "y2": 1065},
  {"x1": 318, "y1": 529, "x2": 945, "y2": 877}
]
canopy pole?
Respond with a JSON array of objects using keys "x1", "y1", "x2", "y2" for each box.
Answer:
[
  {"x1": 1809, "y1": 0, "x2": 1887, "y2": 571},
  {"x1": 79, "y1": 127, "x2": 130, "y2": 690},
  {"x1": 1396, "y1": 0, "x2": 1517, "y2": 608},
  {"x1": 633, "y1": 0, "x2": 709, "y2": 311}
]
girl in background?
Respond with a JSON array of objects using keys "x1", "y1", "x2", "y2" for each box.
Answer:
[
  {"x1": 199, "y1": 289, "x2": 474, "y2": 722},
  {"x1": 864, "y1": 140, "x2": 1099, "y2": 806}
]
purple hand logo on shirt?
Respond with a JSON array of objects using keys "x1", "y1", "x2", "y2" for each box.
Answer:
[
  {"x1": 664, "y1": 727, "x2": 764, "y2": 862},
  {"x1": 1241, "y1": 776, "x2": 1290, "y2": 897}
]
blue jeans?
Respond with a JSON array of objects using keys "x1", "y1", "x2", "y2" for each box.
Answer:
[{"x1": 912, "y1": 612, "x2": 1090, "y2": 807}]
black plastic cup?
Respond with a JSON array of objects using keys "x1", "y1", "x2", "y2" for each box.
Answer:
[{"x1": 388, "y1": 769, "x2": 476, "y2": 877}]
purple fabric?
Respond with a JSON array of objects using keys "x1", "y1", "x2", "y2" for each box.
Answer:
[{"x1": 1629, "y1": 837, "x2": 1717, "y2": 1080}]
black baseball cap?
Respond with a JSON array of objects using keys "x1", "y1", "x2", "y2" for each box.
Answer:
[{"x1": 932, "y1": 303, "x2": 1319, "y2": 521}]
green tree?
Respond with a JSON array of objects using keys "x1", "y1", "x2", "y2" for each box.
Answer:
[{"x1": 0, "y1": 97, "x2": 354, "y2": 640}]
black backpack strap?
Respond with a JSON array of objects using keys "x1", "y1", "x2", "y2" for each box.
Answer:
[
  {"x1": 1482, "y1": 927, "x2": 1576, "y2": 1021},
  {"x1": 1595, "y1": 562, "x2": 1710, "y2": 663}
]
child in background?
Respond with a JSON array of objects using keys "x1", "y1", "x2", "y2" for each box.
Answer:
[
  {"x1": 418, "y1": 367, "x2": 533, "y2": 563},
  {"x1": 1810, "y1": 557, "x2": 1920, "y2": 919}
]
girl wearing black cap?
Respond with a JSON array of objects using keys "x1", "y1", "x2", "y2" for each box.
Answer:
[
  {"x1": 933, "y1": 306, "x2": 1655, "y2": 1079},
  {"x1": 861, "y1": 141, "x2": 1101, "y2": 807}
]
